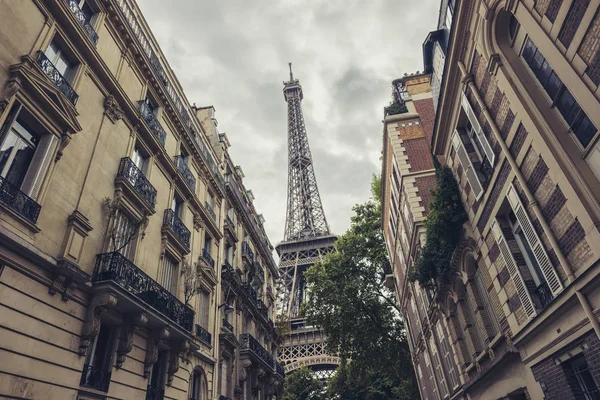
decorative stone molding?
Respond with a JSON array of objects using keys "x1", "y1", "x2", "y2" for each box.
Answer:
[
  {"x1": 487, "y1": 54, "x2": 502, "y2": 76},
  {"x1": 167, "y1": 340, "x2": 190, "y2": 385},
  {"x1": 0, "y1": 78, "x2": 21, "y2": 114},
  {"x1": 104, "y1": 95, "x2": 124, "y2": 123},
  {"x1": 79, "y1": 292, "x2": 118, "y2": 355},
  {"x1": 144, "y1": 327, "x2": 170, "y2": 378},
  {"x1": 239, "y1": 358, "x2": 252, "y2": 382},
  {"x1": 116, "y1": 312, "x2": 148, "y2": 368}
]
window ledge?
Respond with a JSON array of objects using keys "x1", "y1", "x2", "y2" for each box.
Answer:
[{"x1": 0, "y1": 202, "x2": 41, "y2": 234}]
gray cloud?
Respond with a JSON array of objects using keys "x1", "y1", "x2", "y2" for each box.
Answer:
[{"x1": 138, "y1": 0, "x2": 439, "y2": 245}]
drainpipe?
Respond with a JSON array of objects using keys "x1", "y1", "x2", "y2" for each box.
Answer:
[{"x1": 576, "y1": 291, "x2": 600, "y2": 339}]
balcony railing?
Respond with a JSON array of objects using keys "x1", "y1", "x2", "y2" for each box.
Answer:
[
  {"x1": 219, "y1": 396, "x2": 233, "y2": 400},
  {"x1": 257, "y1": 299, "x2": 268, "y2": 319},
  {"x1": 222, "y1": 318, "x2": 234, "y2": 332},
  {"x1": 174, "y1": 156, "x2": 196, "y2": 192},
  {"x1": 243, "y1": 283, "x2": 258, "y2": 304},
  {"x1": 93, "y1": 252, "x2": 194, "y2": 332},
  {"x1": 535, "y1": 281, "x2": 554, "y2": 310},
  {"x1": 202, "y1": 248, "x2": 215, "y2": 268},
  {"x1": 242, "y1": 242, "x2": 254, "y2": 263},
  {"x1": 205, "y1": 201, "x2": 216, "y2": 221},
  {"x1": 0, "y1": 176, "x2": 42, "y2": 224},
  {"x1": 163, "y1": 209, "x2": 191, "y2": 249},
  {"x1": 66, "y1": 0, "x2": 99, "y2": 45},
  {"x1": 222, "y1": 260, "x2": 234, "y2": 276},
  {"x1": 275, "y1": 361, "x2": 285, "y2": 377},
  {"x1": 240, "y1": 333, "x2": 274, "y2": 367},
  {"x1": 113, "y1": 0, "x2": 224, "y2": 190},
  {"x1": 117, "y1": 157, "x2": 157, "y2": 208},
  {"x1": 254, "y1": 262, "x2": 265, "y2": 282},
  {"x1": 146, "y1": 385, "x2": 164, "y2": 400},
  {"x1": 80, "y1": 364, "x2": 111, "y2": 392},
  {"x1": 138, "y1": 101, "x2": 166, "y2": 146},
  {"x1": 36, "y1": 51, "x2": 78, "y2": 105},
  {"x1": 195, "y1": 323, "x2": 211, "y2": 345}
]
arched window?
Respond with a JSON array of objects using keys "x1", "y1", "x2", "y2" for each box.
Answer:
[
  {"x1": 508, "y1": 13, "x2": 519, "y2": 41},
  {"x1": 190, "y1": 368, "x2": 207, "y2": 400}
]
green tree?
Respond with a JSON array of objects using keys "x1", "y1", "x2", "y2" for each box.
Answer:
[
  {"x1": 283, "y1": 367, "x2": 323, "y2": 400},
  {"x1": 303, "y1": 175, "x2": 418, "y2": 399}
]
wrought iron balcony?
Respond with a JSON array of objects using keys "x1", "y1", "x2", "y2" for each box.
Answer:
[
  {"x1": 202, "y1": 248, "x2": 215, "y2": 268},
  {"x1": 205, "y1": 201, "x2": 216, "y2": 221},
  {"x1": 80, "y1": 364, "x2": 111, "y2": 392},
  {"x1": 275, "y1": 361, "x2": 285, "y2": 377},
  {"x1": 138, "y1": 101, "x2": 166, "y2": 146},
  {"x1": 219, "y1": 396, "x2": 232, "y2": 400},
  {"x1": 222, "y1": 318, "x2": 234, "y2": 332},
  {"x1": 243, "y1": 283, "x2": 258, "y2": 304},
  {"x1": 36, "y1": 51, "x2": 78, "y2": 105},
  {"x1": 535, "y1": 281, "x2": 554, "y2": 310},
  {"x1": 66, "y1": 0, "x2": 99, "y2": 45},
  {"x1": 195, "y1": 323, "x2": 212, "y2": 345},
  {"x1": 242, "y1": 242, "x2": 254, "y2": 263},
  {"x1": 254, "y1": 262, "x2": 265, "y2": 282},
  {"x1": 146, "y1": 385, "x2": 164, "y2": 400},
  {"x1": 257, "y1": 299, "x2": 269, "y2": 319},
  {"x1": 93, "y1": 252, "x2": 194, "y2": 332},
  {"x1": 240, "y1": 333, "x2": 274, "y2": 367},
  {"x1": 0, "y1": 176, "x2": 42, "y2": 225},
  {"x1": 174, "y1": 156, "x2": 196, "y2": 192},
  {"x1": 222, "y1": 260, "x2": 234, "y2": 276},
  {"x1": 163, "y1": 209, "x2": 191, "y2": 250},
  {"x1": 117, "y1": 157, "x2": 157, "y2": 208}
]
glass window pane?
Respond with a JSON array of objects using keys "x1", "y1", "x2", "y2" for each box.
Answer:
[
  {"x1": 573, "y1": 114, "x2": 597, "y2": 148},
  {"x1": 45, "y1": 42, "x2": 59, "y2": 64},
  {"x1": 537, "y1": 60, "x2": 553, "y2": 87},
  {"x1": 522, "y1": 39, "x2": 536, "y2": 64},
  {"x1": 81, "y1": 2, "x2": 94, "y2": 22},
  {"x1": 545, "y1": 72, "x2": 563, "y2": 100},
  {"x1": 0, "y1": 132, "x2": 19, "y2": 176},
  {"x1": 531, "y1": 50, "x2": 545, "y2": 75},
  {"x1": 5, "y1": 140, "x2": 35, "y2": 187},
  {"x1": 565, "y1": 102, "x2": 582, "y2": 127},
  {"x1": 556, "y1": 89, "x2": 577, "y2": 121}
]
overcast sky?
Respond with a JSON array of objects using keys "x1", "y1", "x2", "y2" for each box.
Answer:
[{"x1": 138, "y1": 0, "x2": 440, "y2": 247}]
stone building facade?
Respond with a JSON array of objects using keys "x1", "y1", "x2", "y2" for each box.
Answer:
[
  {"x1": 0, "y1": 0, "x2": 282, "y2": 399},
  {"x1": 383, "y1": 0, "x2": 600, "y2": 399}
]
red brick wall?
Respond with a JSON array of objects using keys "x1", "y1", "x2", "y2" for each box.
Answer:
[
  {"x1": 405, "y1": 138, "x2": 435, "y2": 172},
  {"x1": 415, "y1": 174, "x2": 437, "y2": 214},
  {"x1": 414, "y1": 98, "x2": 436, "y2": 144}
]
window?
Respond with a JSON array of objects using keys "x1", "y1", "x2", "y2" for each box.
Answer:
[
  {"x1": 451, "y1": 130, "x2": 485, "y2": 199},
  {"x1": 73, "y1": 0, "x2": 95, "y2": 24},
  {"x1": 569, "y1": 355, "x2": 600, "y2": 400},
  {"x1": 430, "y1": 336, "x2": 449, "y2": 397},
  {"x1": 204, "y1": 235, "x2": 212, "y2": 255},
  {"x1": 148, "y1": 351, "x2": 168, "y2": 396},
  {"x1": 520, "y1": 37, "x2": 598, "y2": 148},
  {"x1": 45, "y1": 41, "x2": 75, "y2": 81},
  {"x1": 172, "y1": 195, "x2": 183, "y2": 217},
  {"x1": 143, "y1": 95, "x2": 159, "y2": 115},
  {"x1": 475, "y1": 268, "x2": 501, "y2": 335},
  {"x1": 131, "y1": 146, "x2": 147, "y2": 173},
  {"x1": 509, "y1": 13, "x2": 519, "y2": 41},
  {"x1": 197, "y1": 290, "x2": 210, "y2": 328},
  {"x1": 225, "y1": 244, "x2": 233, "y2": 264},
  {"x1": 0, "y1": 104, "x2": 57, "y2": 200},
  {"x1": 160, "y1": 255, "x2": 178, "y2": 295},
  {"x1": 191, "y1": 370, "x2": 205, "y2": 400},
  {"x1": 436, "y1": 321, "x2": 459, "y2": 390},
  {"x1": 80, "y1": 323, "x2": 117, "y2": 392}
]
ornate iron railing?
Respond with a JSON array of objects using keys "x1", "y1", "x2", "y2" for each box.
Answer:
[
  {"x1": 195, "y1": 323, "x2": 212, "y2": 345},
  {"x1": 257, "y1": 299, "x2": 268, "y2": 319},
  {"x1": 219, "y1": 396, "x2": 232, "y2": 400},
  {"x1": 0, "y1": 175, "x2": 41, "y2": 224},
  {"x1": 36, "y1": 51, "x2": 78, "y2": 105},
  {"x1": 205, "y1": 201, "x2": 216, "y2": 221},
  {"x1": 202, "y1": 248, "x2": 215, "y2": 268},
  {"x1": 222, "y1": 318, "x2": 234, "y2": 332},
  {"x1": 93, "y1": 252, "x2": 194, "y2": 332},
  {"x1": 163, "y1": 209, "x2": 191, "y2": 249},
  {"x1": 242, "y1": 242, "x2": 254, "y2": 263},
  {"x1": 254, "y1": 262, "x2": 264, "y2": 282},
  {"x1": 113, "y1": 0, "x2": 224, "y2": 190},
  {"x1": 222, "y1": 260, "x2": 234, "y2": 276},
  {"x1": 275, "y1": 361, "x2": 285, "y2": 377},
  {"x1": 80, "y1": 364, "x2": 111, "y2": 392},
  {"x1": 243, "y1": 283, "x2": 257, "y2": 304},
  {"x1": 66, "y1": 0, "x2": 99, "y2": 45},
  {"x1": 117, "y1": 157, "x2": 157, "y2": 208},
  {"x1": 535, "y1": 281, "x2": 554, "y2": 310},
  {"x1": 138, "y1": 101, "x2": 167, "y2": 146},
  {"x1": 174, "y1": 156, "x2": 196, "y2": 192},
  {"x1": 240, "y1": 333, "x2": 274, "y2": 367},
  {"x1": 145, "y1": 385, "x2": 164, "y2": 400}
]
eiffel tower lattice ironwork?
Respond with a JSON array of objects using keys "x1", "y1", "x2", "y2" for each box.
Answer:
[{"x1": 276, "y1": 64, "x2": 339, "y2": 380}]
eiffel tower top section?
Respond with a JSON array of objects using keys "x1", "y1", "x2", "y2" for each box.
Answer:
[{"x1": 282, "y1": 64, "x2": 331, "y2": 242}]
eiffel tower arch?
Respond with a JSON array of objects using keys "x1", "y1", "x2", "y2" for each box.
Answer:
[{"x1": 276, "y1": 64, "x2": 339, "y2": 381}]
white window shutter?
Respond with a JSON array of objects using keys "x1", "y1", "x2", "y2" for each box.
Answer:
[
  {"x1": 461, "y1": 92, "x2": 495, "y2": 165},
  {"x1": 491, "y1": 220, "x2": 537, "y2": 319},
  {"x1": 506, "y1": 185, "x2": 563, "y2": 296},
  {"x1": 21, "y1": 134, "x2": 59, "y2": 200},
  {"x1": 452, "y1": 130, "x2": 484, "y2": 199}
]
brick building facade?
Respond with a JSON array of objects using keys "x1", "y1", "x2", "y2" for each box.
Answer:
[{"x1": 382, "y1": 0, "x2": 600, "y2": 399}]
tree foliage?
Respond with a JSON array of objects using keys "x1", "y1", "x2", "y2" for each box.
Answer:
[
  {"x1": 283, "y1": 367, "x2": 324, "y2": 400},
  {"x1": 410, "y1": 162, "x2": 467, "y2": 289},
  {"x1": 302, "y1": 175, "x2": 418, "y2": 399}
]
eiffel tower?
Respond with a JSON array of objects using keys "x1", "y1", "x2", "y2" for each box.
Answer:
[{"x1": 276, "y1": 64, "x2": 339, "y2": 381}]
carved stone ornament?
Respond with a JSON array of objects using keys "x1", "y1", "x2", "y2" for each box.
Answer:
[
  {"x1": 116, "y1": 312, "x2": 148, "y2": 368},
  {"x1": 0, "y1": 78, "x2": 21, "y2": 115},
  {"x1": 104, "y1": 95, "x2": 124, "y2": 123},
  {"x1": 144, "y1": 327, "x2": 170, "y2": 378},
  {"x1": 55, "y1": 134, "x2": 71, "y2": 162},
  {"x1": 79, "y1": 292, "x2": 118, "y2": 355},
  {"x1": 239, "y1": 358, "x2": 252, "y2": 382},
  {"x1": 167, "y1": 340, "x2": 190, "y2": 386}
]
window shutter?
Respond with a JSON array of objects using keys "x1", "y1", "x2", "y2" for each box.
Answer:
[
  {"x1": 491, "y1": 219, "x2": 537, "y2": 319},
  {"x1": 461, "y1": 92, "x2": 495, "y2": 165},
  {"x1": 452, "y1": 130, "x2": 484, "y2": 199},
  {"x1": 506, "y1": 185, "x2": 563, "y2": 296},
  {"x1": 21, "y1": 134, "x2": 59, "y2": 199}
]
